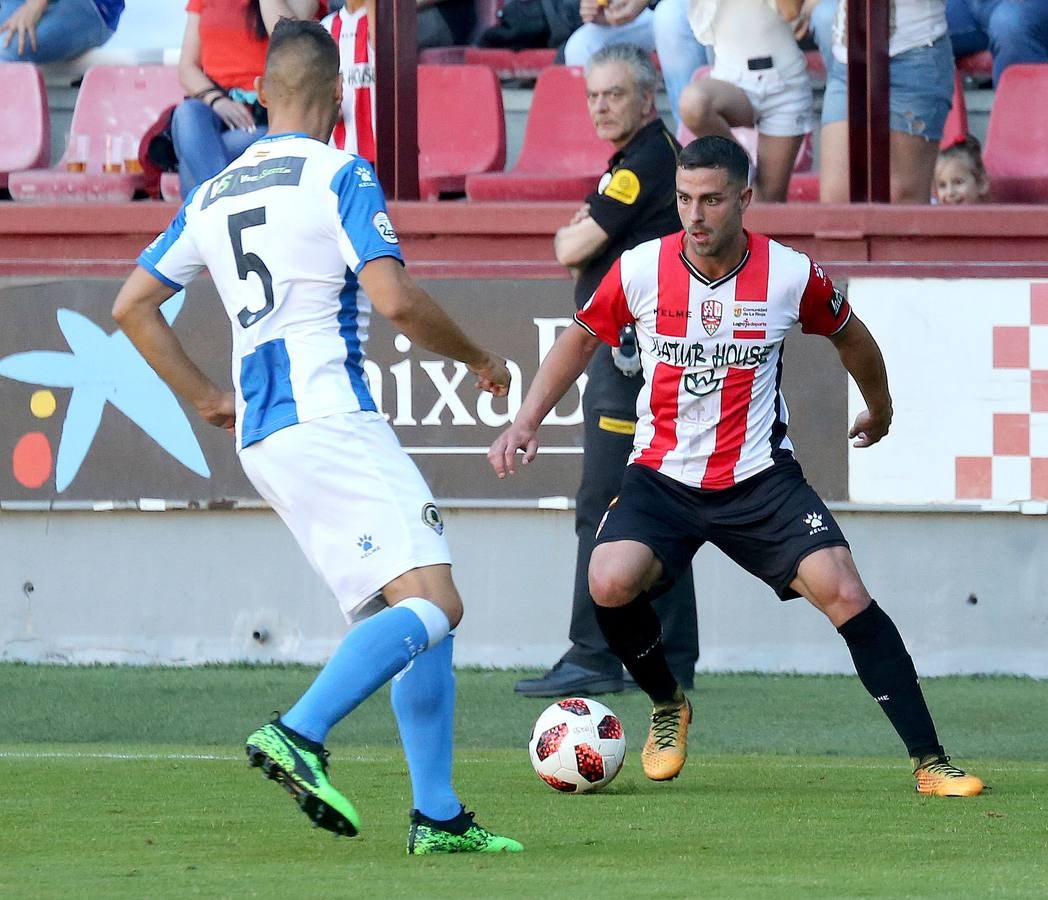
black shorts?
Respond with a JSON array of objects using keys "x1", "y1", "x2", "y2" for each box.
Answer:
[{"x1": 594, "y1": 458, "x2": 849, "y2": 600}]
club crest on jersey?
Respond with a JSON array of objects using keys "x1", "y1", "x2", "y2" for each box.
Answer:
[
  {"x1": 701, "y1": 299, "x2": 723, "y2": 336},
  {"x1": 421, "y1": 502, "x2": 444, "y2": 535}
]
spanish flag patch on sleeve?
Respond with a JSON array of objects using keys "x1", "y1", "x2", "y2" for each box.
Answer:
[{"x1": 602, "y1": 168, "x2": 641, "y2": 205}]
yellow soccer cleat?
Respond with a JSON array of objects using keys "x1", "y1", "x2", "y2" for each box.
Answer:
[
  {"x1": 912, "y1": 754, "x2": 985, "y2": 797},
  {"x1": 642, "y1": 695, "x2": 692, "y2": 781}
]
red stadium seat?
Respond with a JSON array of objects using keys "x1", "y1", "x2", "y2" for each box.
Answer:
[
  {"x1": 983, "y1": 64, "x2": 1048, "y2": 202},
  {"x1": 9, "y1": 64, "x2": 182, "y2": 203},
  {"x1": 418, "y1": 64, "x2": 506, "y2": 199},
  {"x1": 465, "y1": 65, "x2": 612, "y2": 201},
  {"x1": 0, "y1": 63, "x2": 50, "y2": 191}
]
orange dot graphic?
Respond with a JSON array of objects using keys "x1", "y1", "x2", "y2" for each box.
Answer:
[{"x1": 13, "y1": 431, "x2": 53, "y2": 489}]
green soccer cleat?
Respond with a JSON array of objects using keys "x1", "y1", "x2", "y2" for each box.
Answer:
[
  {"x1": 407, "y1": 807, "x2": 523, "y2": 855},
  {"x1": 245, "y1": 720, "x2": 361, "y2": 836}
]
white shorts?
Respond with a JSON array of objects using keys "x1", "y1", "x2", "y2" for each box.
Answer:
[
  {"x1": 711, "y1": 60, "x2": 814, "y2": 137},
  {"x1": 239, "y1": 411, "x2": 452, "y2": 623}
]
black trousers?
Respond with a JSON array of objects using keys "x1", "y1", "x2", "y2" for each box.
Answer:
[{"x1": 563, "y1": 347, "x2": 700, "y2": 677}]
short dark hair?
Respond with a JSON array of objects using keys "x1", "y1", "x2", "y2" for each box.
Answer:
[
  {"x1": 265, "y1": 17, "x2": 340, "y2": 81},
  {"x1": 678, "y1": 136, "x2": 750, "y2": 187}
]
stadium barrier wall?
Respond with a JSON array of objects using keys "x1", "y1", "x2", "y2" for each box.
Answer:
[{"x1": 1, "y1": 203, "x2": 1046, "y2": 674}]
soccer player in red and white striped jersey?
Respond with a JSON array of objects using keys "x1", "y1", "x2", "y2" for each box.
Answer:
[
  {"x1": 322, "y1": 0, "x2": 375, "y2": 163},
  {"x1": 490, "y1": 135, "x2": 984, "y2": 798}
]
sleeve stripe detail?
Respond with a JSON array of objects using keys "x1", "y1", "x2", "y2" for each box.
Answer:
[
  {"x1": 137, "y1": 256, "x2": 184, "y2": 291},
  {"x1": 573, "y1": 313, "x2": 598, "y2": 336}
]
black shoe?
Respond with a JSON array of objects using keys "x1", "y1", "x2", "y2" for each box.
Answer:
[{"x1": 513, "y1": 660, "x2": 624, "y2": 697}]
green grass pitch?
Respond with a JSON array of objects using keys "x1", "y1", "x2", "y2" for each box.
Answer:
[{"x1": 2, "y1": 665, "x2": 1046, "y2": 899}]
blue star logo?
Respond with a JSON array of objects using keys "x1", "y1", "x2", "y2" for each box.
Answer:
[{"x1": 0, "y1": 291, "x2": 209, "y2": 491}]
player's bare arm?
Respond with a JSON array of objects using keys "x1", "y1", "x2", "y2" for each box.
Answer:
[
  {"x1": 489, "y1": 322, "x2": 602, "y2": 478},
  {"x1": 828, "y1": 314, "x2": 893, "y2": 448},
  {"x1": 553, "y1": 213, "x2": 611, "y2": 270},
  {"x1": 360, "y1": 256, "x2": 510, "y2": 397},
  {"x1": 113, "y1": 267, "x2": 236, "y2": 431}
]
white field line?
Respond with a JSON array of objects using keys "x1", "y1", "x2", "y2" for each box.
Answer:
[{"x1": 0, "y1": 750, "x2": 1045, "y2": 773}]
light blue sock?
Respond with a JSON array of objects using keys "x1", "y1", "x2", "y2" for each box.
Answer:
[
  {"x1": 391, "y1": 633, "x2": 461, "y2": 821},
  {"x1": 282, "y1": 598, "x2": 449, "y2": 745}
]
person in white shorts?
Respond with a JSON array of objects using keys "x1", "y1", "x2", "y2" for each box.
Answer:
[
  {"x1": 677, "y1": 0, "x2": 813, "y2": 200},
  {"x1": 113, "y1": 18, "x2": 522, "y2": 855}
]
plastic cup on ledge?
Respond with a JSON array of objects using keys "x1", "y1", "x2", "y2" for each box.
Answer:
[
  {"x1": 123, "y1": 133, "x2": 143, "y2": 174},
  {"x1": 103, "y1": 134, "x2": 124, "y2": 174},
  {"x1": 66, "y1": 134, "x2": 89, "y2": 173}
]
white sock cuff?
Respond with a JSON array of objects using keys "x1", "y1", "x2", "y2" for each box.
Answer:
[{"x1": 398, "y1": 597, "x2": 451, "y2": 647}]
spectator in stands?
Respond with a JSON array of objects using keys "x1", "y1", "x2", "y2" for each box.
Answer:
[
  {"x1": 935, "y1": 134, "x2": 990, "y2": 203},
  {"x1": 0, "y1": 0, "x2": 124, "y2": 63},
  {"x1": 418, "y1": 0, "x2": 475, "y2": 49},
  {"x1": 564, "y1": 0, "x2": 708, "y2": 132},
  {"x1": 173, "y1": 0, "x2": 323, "y2": 197},
  {"x1": 946, "y1": 0, "x2": 1048, "y2": 86},
  {"x1": 819, "y1": 1, "x2": 955, "y2": 203},
  {"x1": 677, "y1": 0, "x2": 812, "y2": 202},
  {"x1": 800, "y1": 0, "x2": 835, "y2": 74}
]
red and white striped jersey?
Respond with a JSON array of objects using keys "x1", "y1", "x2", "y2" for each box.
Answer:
[
  {"x1": 323, "y1": 5, "x2": 376, "y2": 163},
  {"x1": 575, "y1": 230, "x2": 851, "y2": 490}
]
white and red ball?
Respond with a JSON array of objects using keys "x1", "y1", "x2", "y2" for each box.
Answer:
[{"x1": 528, "y1": 697, "x2": 626, "y2": 793}]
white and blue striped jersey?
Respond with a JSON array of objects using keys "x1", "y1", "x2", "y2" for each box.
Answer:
[{"x1": 138, "y1": 132, "x2": 402, "y2": 450}]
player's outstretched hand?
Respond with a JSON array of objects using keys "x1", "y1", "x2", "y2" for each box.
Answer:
[
  {"x1": 489, "y1": 422, "x2": 538, "y2": 479},
  {"x1": 198, "y1": 390, "x2": 236, "y2": 435},
  {"x1": 849, "y1": 407, "x2": 891, "y2": 448},
  {"x1": 470, "y1": 352, "x2": 511, "y2": 397}
]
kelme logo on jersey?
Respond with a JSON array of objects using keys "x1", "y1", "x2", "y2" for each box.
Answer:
[
  {"x1": 421, "y1": 502, "x2": 444, "y2": 535},
  {"x1": 701, "y1": 299, "x2": 722, "y2": 336},
  {"x1": 357, "y1": 534, "x2": 380, "y2": 558},
  {"x1": 373, "y1": 211, "x2": 399, "y2": 244},
  {"x1": 803, "y1": 512, "x2": 828, "y2": 535}
]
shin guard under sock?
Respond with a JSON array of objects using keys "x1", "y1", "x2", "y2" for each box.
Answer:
[
  {"x1": 837, "y1": 600, "x2": 941, "y2": 758},
  {"x1": 594, "y1": 596, "x2": 679, "y2": 704}
]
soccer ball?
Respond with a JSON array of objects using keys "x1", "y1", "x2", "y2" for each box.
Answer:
[{"x1": 528, "y1": 697, "x2": 626, "y2": 793}]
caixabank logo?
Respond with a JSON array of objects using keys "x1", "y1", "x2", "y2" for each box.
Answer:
[{"x1": 0, "y1": 289, "x2": 210, "y2": 496}]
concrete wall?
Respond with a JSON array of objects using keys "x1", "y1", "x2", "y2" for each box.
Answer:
[{"x1": 2, "y1": 505, "x2": 1045, "y2": 676}]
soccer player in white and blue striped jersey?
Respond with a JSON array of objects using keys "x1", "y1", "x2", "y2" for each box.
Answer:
[{"x1": 113, "y1": 18, "x2": 522, "y2": 854}]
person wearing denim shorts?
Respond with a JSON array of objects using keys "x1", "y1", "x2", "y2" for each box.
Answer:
[
  {"x1": 0, "y1": 0, "x2": 122, "y2": 63},
  {"x1": 819, "y1": 0, "x2": 955, "y2": 203}
]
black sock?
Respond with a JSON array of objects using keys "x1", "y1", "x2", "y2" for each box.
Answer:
[
  {"x1": 837, "y1": 600, "x2": 942, "y2": 759},
  {"x1": 594, "y1": 595, "x2": 679, "y2": 704}
]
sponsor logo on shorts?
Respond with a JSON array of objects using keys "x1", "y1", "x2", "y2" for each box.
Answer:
[
  {"x1": 803, "y1": 512, "x2": 828, "y2": 535},
  {"x1": 422, "y1": 502, "x2": 444, "y2": 535},
  {"x1": 357, "y1": 533, "x2": 380, "y2": 558}
]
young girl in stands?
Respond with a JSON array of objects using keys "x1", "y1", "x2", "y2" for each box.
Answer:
[{"x1": 934, "y1": 135, "x2": 990, "y2": 204}]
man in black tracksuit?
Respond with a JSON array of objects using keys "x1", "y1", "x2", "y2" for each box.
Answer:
[{"x1": 515, "y1": 43, "x2": 698, "y2": 697}]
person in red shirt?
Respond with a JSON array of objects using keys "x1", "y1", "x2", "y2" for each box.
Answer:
[
  {"x1": 172, "y1": 0, "x2": 325, "y2": 197},
  {"x1": 490, "y1": 134, "x2": 985, "y2": 800}
]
